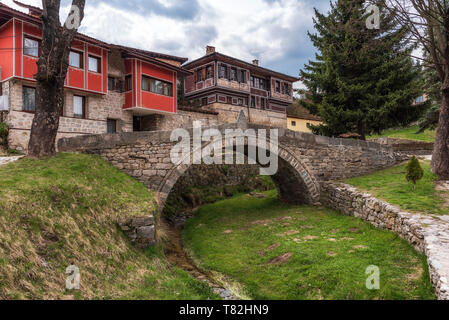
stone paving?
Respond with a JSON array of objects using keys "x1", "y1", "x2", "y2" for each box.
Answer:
[{"x1": 0, "y1": 156, "x2": 24, "y2": 166}]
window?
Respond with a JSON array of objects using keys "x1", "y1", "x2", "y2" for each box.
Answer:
[
  {"x1": 250, "y1": 96, "x2": 256, "y2": 108},
  {"x1": 69, "y1": 51, "x2": 83, "y2": 68},
  {"x1": 142, "y1": 76, "x2": 173, "y2": 97},
  {"x1": 219, "y1": 65, "x2": 227, "y2": 79},
  {"x1": 230, "y1": 68, "x2": 237, "y2": 81},
  {"x1": 88, "y1": 56, "x2": 101, "y2": 73},
  {"x1": 261, "y1": 98, "x2": 265, "y2": 109},
  {"x1": 197, "y1": 69, "x2": 203, "y2": 82},
  {"x1": 250, "y1": 76, "x2": 254, "y2": 87},
  {"x1": 227, "y1": 96, "x2": 232, "y2": 104},
  {"x1": 283, "y1": 83, "x2": 290, "y2": 95},
  {"x1": 73, "y1": 95, "x2": 85, "y2": 119},
  {"x1": 125, "y1": 75, "x2": 133, "y2": 92},
  {"x1": 108, "y1": 77, "x2": 123, "y2": 92},
  {"x1": 240, "y1": 70, "x2": 247, "y2": 84},
  {"x1": 275, "y1": 81, "x2": 281, "y2": 93},
  {"x1": 107, "y1": 119, "x2": 117, "y2": 134},
  {"x1": 238, "y1": 98, "x2": 243, "y2": 106},
  {"x1": 260, "y1": 79, "x2": 265, "y2": 90},
  {"x1": 292, "y1": 121, "x2": 297, "y2": 127},
  {"x1": 24, "y1": 37, "x2": 39, "y2": 57},
  {"x1": 206, "y1": 66, "x2": 213, "y2": 79},
  {"x1": 201, "y1": 97, "x2": 208, "y2": 106},
  {"x1": 22, "y1": 86, "x2": 36, "y2": 112}
]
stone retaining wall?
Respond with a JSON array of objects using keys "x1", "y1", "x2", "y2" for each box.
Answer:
[
  {"x1": 118, "y1": 216, "x2": 156, "y2": 249},
  {"x1": 321, "y1": 182, "x2": 449, "y2": 300},
  {"x1": 372, "y1": 137, "x2": 434, "y2": 155}
]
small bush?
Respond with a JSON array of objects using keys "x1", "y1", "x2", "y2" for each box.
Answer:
[
  {"x1": 406, "y1": 156, "x2": 424, "y2": 189},
  {"x1": 0, "y1": 122, "x2": 9, "y2": 150}
]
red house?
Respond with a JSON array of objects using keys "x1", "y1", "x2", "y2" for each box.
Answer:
[{"x1": 0, "y1": 1, "x2": 190, "y2": 152}]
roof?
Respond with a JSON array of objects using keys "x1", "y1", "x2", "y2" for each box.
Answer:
[
  {"x1": 183, "y1": 51, "x2": 299, "y2": 83},
  {"x1": 0, "y1": 1, "x2": 191, "y2": 75},
  {"x1": 287, "y1": 103, "x2": 322, "y2": 122},
  {"x1": 117, "y1": 46, "x2": 192, "y2": 76},
  {"x1": 111, "y1": 44, "x2": 188, "y2": 64}
]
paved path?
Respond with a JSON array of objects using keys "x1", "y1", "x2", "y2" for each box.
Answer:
[{"x1": 0, "y1": 156, "x2": 24, "y2": 166}]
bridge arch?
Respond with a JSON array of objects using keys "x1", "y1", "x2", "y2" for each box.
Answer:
[{"x1": 156, "y1": 133, "x2": 320, "y2": 212}]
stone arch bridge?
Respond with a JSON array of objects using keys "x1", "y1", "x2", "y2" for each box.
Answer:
[{"x1": 58, "y1": 121, "x2": 405, "y2": 213}]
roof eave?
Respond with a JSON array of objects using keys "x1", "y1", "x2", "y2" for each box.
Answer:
[
  {"x1": 183, "y1": 52, "x2": 300, "y2": 82},
  {"x1": 122, "y1": 51, "x2": 192, "y2": 76}
]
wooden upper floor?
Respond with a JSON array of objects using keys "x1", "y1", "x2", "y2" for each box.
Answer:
[{"x1": 183, "y1": 46, "x2": 298, "y2": 104}]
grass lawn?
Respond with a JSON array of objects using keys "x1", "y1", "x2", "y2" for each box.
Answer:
[
  {"x1": 183, "y1": 191, "x2": 435, "y2": 300},
  {"x1": 345, "y1": 161, "x2": 448, "y2": 216},
  {"x1": 0, "y1": 153, "x2": 217, "y2": 300},
  {"x1": 368, "y1": 125, "x2": 436, "y2": 142}
]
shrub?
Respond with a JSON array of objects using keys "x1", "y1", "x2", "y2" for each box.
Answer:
[
  {"x1": 0, "y1": 122, "x2": 9, "y2": 150},
  {"x1": 406, "y1": 156, "x2": 424, "y2": 189}
]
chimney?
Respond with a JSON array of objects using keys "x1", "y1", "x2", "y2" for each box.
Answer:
[
  {"x1": 206, "y1": 46, "x2": 216, "y2": 55},
  {"x1": 252, "y1": 59, "x2": 259, "y2": 66}
]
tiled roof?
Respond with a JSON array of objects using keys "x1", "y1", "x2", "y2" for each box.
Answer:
[
  {"x1": 287, "y1": 103, "x2": 322, "y2": 121},
  {"x1": 111, "y1": 44, "x2": 188, "y2": 64}
]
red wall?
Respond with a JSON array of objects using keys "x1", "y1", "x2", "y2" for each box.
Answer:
[
  {"x1": 0, "y1": 20, "x2": 14, "y2": 80},
  {"x1": 0, "y1": 18, "x2": 107, "y2": 95},
  {"x1": 123, "y1": 58, "x2": 177, "y2": 114}
]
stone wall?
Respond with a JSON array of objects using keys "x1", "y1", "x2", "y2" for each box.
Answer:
[
  {"x1": 372, "y1": 137, "x2": 434, "y2": 155},
  {"x1": 118, "y1": 216, "x2": 156, "y2": 249},
  {"x1": 4, "y1": 48, "x2": 133, "y2": 153},
  {"x1": 204, "y1": 103, "x2": 287, "y2": 128},
  {"x1": 140, "y1": 109, "x2": 219, "y2": 131},
  {"x1": 321, "y1": 182, "x2": 449, "y2": 300}
]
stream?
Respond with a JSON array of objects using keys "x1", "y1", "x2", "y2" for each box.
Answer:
[{"x1": 163, "y1": 216, "x2": 240, "y2": 300}]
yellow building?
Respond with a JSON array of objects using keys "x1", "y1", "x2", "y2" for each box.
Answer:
[
  {"x1": 287, "y1": 104, "x2": 322, "y2": 133},
  {"x1": 287, "y1": 116, "x2": 323, "y2": 133}
]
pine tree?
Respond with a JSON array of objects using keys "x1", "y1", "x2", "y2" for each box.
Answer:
[
  {"x1": 406, "y1": 156, "x2": 424, "y2": 190},
  {"x1": 417, "y1": 51, "x2": 441, "y2": 134},
  {"x1": 300, "y1": 0, "x2": 425, "y2": 140}
]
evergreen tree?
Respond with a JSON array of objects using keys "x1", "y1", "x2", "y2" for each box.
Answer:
[
  {"x1": 406, "y1": 156, "x2": 424, "y2": 190},
  {"x1": 300, "y1": 0, "x2": 425, "y2": 140},
  {"x1": 417, "y1": 51, "x2": 441, "y2": 134}
]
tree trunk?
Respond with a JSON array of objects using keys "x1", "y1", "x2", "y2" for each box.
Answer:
[
  {"x1": 431, "y1": 88, "x2": 449, "y2": 180},
  {"x1": 357, "y1": 122, "x2": 366, "y2": 141},
  {"x1": 27, "y1": 0, "x2": 85, "y2": 158},
  {"x1": 28, "y1": 80, "x2": 64, "y2": 157}
]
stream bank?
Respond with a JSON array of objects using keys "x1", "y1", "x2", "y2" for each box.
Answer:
[{"x1": 163, "y1": 214, "x2": 240, "y2": 300}]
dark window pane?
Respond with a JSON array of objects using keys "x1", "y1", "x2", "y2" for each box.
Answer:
[
  {"x1": 107, "y1": 119, "x2": 117, "y2": 134},
  {"x1": 142, "y1": 76, "x2": 149, "y2": 91},
  {"x1": 125, "y1": 75, "x2": 133, "y2": 91},
  {"x1": 22, "y1": 87, "x2": 36, "y2": 112}
]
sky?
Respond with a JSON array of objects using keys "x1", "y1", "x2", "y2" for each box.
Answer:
[{"x1": 1, "y1": 0, "x2": 332, "y2": 88}]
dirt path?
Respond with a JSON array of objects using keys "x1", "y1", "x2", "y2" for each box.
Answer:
[{"x1": 163, "y1": 220, "x2": 239, "y2": 300}]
